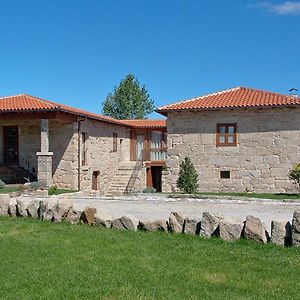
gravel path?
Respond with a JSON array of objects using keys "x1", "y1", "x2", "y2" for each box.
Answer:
[{"x1": 72, "y1": 194, "x2": 300, "y2": 231}]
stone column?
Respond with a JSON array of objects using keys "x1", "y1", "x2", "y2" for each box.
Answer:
[{"x1": 36, "y1": 119, "x2": 53, "y2": 188}]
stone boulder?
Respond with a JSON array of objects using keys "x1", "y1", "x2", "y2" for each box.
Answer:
[
  {"x1": 27, "y1": 200, "x2": 40, "y2": 219},
  {"x1": 81, "y1": 207, "x2": 97, "y2": 225},
  {"x1": 292, "y1": 210, "x2": 300, "y2": 247},
  {"x1": 57, "y1": 198, "x2": 73, "y2": 217},
  {"x1": 93, "y1": 210, "x2": 113, "y2": 228},
  {"x1": 168, "y1": 212, "x2": 184, "y2": 233},
  {"x1": 0, "y1": 194, "x2": 10, "y2": 216},
  {"x1": 219, "y1": 219, "x2": 243, "y2": 241},
  {"x1": 8, "y1": 199, "x2": 17, "y2": 217},
  {"x1": 112, "y1": 215, "x2": 139, "y2": 231},
  {"x1": 200, "y1": 212, "x2": 223, "y2": 238},
  {"x1": 271, "y1": 220, "x2": 292, "y2": 247},
  {"x1": 40, "y1": 197, "x2": 58, "y2": 221},
  {"x1": 243, "y1": 215, "x2": 268, "y2": 244},
  {"x1": 16, "y1": 198, "x2": 31, "y2": 217},
  {"x1": 138, "y1": 220, "x2": 168, "y2": 232},
  {"x1": 63, "y1": 203, "x2": 83, "y2": 225},
  {"x1": 183, "y1": 218, "x2": 200, "y2": 234}
]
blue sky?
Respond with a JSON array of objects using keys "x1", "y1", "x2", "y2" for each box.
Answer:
[{"x1": 0, "y1": 0, "x2": 299, "y2": 118}]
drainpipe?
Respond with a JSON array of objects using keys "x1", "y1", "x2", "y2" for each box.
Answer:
[{"x1": 77, "y1": 116, "x2": 86, "y2": 191}]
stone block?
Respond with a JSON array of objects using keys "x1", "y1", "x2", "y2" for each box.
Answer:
[
  {"x1": 183, "y1": 218, "x2": 200, "y2": 234},
  {"x1": 219, "y1": 219, "x2": 243, "y2": 241},
  {"x1": 243, "y1": 215, "x2": 268, "y2": 244},
  {"x1": 271, "y1": 220, "x2": 292, "y2": 246},
  {"x1": 168, "y1": 212, "x2": 184, "y2": 233},
  {"x1": 200, "y1": 212, "x2": 223, "y2": 238}
]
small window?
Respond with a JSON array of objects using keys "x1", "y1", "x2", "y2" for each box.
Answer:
[
  {"x1": 217, "y1": 123, "x2": 237, "y2": 146},
  {"x1": 113, "y1": 133, "x2": 117, "y2": 152},
  {"x1": 220, "y1": 171, "x2": 230, "y2": 179}
]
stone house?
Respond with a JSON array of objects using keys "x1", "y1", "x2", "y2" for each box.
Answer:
[
  {"x1": 157, "y1": 87, "x2": 300, "y2": 193},
  {"x1": 0, "y1": 94, "x2": 166, "y2": 195}
]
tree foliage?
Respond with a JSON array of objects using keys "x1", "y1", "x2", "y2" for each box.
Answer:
[
  {"x1": 102, "y1": 74, "x2": 155, "y2": 119},
  {"x1": 289, "y1": 163, "x2": 300, "y2": 192},
  {"x1": 176, "y1": 157, "x2": 198, "y2": 194}
]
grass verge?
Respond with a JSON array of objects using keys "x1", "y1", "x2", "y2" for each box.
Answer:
[
  {"x1": 48, "y1": 189, "x2": 77, "y2": 195},
  {"x1": 0, "y1": 187, "x2": 20, "y2": 194},
  {"x1": 0, "y1": 217, "x2": 300, "y2": 299},
  {"x1": 194, "y1": 192, "x2": 300, "y2": 200}
]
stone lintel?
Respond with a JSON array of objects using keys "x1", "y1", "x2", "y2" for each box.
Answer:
[{"x1": 36, "y1": 152, "x2": 53, "y2": 156}]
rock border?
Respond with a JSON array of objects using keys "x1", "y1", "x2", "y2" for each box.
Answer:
[{"x1": 0, "y1": 194, "x2": 298, "y2": 247}]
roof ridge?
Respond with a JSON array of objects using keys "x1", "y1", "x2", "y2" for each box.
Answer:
[
  {"x1": 21, "y1": 94, "x2": 60, "y2": 109},
  {"x1": 0, "y1": 93, "x2": 28, "y2": 100},
  {"x1": 237, "y1": 86, "x2": 294, "y2": 98},
  {"x1": 158, "y1": 87, "x2": 242, "y2": 110}
]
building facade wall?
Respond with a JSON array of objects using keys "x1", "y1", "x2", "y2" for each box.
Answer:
[
  {"x1": 0, "y1": 117, "x2": 132, "y2": 195},
  {"x1": 76, "y1": 119, "x2": 131, "y2": 195},
  {"x1": 50, "y1": 119, "x2": 78, "y2": 189},
  {"x1": 163, "y1": 108, "x2": 300, "y2": 193}
]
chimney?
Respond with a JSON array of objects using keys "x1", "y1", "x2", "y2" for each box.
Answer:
[{"x1": 289, "y1": 88, "x2": 298, "y2": 97}]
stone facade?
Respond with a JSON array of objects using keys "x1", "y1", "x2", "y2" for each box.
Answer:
[
  {"x1": 0, "y1": 117, "x2": 132, "y2": 195},
  {"x1": 76, "y1": 119, "x2": 131, "y2": 194},
  {"x1": 163, "y1": 108, "x2": 300, "y2": 193}
]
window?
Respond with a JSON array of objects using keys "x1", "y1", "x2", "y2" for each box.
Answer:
[
  {"x1": 220, "y1": 171, "x2": 230, "y2": 179},
  {"x1": 113, "y1": 133, "x2": 117, "y2": 152},
  {"x1": 216, "y1": 123, "x2": 237, "y2": 146}
]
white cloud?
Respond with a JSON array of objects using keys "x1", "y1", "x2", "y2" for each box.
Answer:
[{"x1": 253, "y1": 1, "x2": 300, "y2": 15}]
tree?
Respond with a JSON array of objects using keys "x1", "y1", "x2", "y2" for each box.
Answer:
[
  {"x1": 289, "y1": 163, "x2": 300, "y2": 193},
  {"x1": 176, "y1": 157, "x2": 198, "y2": 194},
  {"x1": 102, "y1": 74, "x2": 155, "y2": 119}
]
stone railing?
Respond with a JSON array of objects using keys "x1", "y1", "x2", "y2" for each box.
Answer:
[{"x1": 0, "y1": 194, "x2": 299, "y2": 247}]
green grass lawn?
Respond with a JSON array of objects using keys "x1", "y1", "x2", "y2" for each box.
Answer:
[
  {"x1": 0, "y1": 187, "x2": 20, "y2": 194},
  {"x1": 194, "y1": 192, "x2": 300, "y2": 200},
  {"x1": 48, "y1": 188, "x2": 77, "y2": 195},
  {"x1": 1, "y1": 218, "x2": 300, "y2": 299}
]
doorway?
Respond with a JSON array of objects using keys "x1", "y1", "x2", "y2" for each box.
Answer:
[
  {"x1": 3, "y1": 126, "x2": 19, "y2": 164},
  {"x1": 147, "y1": 166, "x2": 162, "y2": 192},
  {"x1": 92, "y1": 171, "x2": 100, "y2": 190}
]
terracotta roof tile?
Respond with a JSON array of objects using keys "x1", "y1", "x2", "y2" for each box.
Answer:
[
  {"x1": 0, "y1": 94, "x2": 165, "y2": 128},
  {"x1": 121, "y1": 119, "x2": 166, "y2": 128},
  {"x1": 157, "y1": 87, "x2": 300, "y2": 114}
]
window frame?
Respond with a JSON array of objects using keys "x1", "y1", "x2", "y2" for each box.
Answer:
[
  {"x1": 216, "y1": 123, "x2": 237, "y2": 147},
  {"x1": 112, "y1": 132, "x2": 118, "y2": 152}
]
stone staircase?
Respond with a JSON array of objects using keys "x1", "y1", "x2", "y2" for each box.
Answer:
[
  {"x1": 0, "y1": 164, "x2": 37, "y2": 184},
  {"x1": 106, "y1": 161, "x2": 142, "y2": 197}
]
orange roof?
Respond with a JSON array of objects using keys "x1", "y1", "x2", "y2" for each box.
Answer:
[
  {"x1": 157, "y1": 87, "x2": 300, "y2": 114},
  {"x1": 0, "y1": 93, "x2": 164, "y2": 128},
  {"x1": 121, "y1": 119, "x2": 166, "y2": 128}
]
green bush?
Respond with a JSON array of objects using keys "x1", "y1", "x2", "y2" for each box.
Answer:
[
  {"x1": 289, "y1": 163, "x2": 300, "y2": 192},
  {"x1": 29, "y1": 181, "x2": 41, "y2": 189},
  {"x1": 143, "y1": 187, "x2": 157, "y2": 193},
  {"x1": 177, "y1": 157, "x2": 198, "y2": 194},
  {"x1": 0, "y1": 179, "x2": 6, "y2": 189},
  {"x1": 48, "y1": 185, "x2": 58, "y2": 195}
]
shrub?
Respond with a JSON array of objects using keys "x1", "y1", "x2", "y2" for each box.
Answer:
[
  {"x1": 0, "y1": 179, "x2": 6, "y2": 189},
  {"x1": 143, "y1": 187, "x2": 157, "y2": 193},
  {"x1": 29, "y1": 181, "x2": 41, "y2": 189},
  {"x1": 177, "y1": 157, "x2": 198, "y2": 194},
  {"x1": 48, "y1": 185, "x2": 58, "y2": 195},
  {"x1": 289, "y1": 163, "x2": 300, "y2": 192}
]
